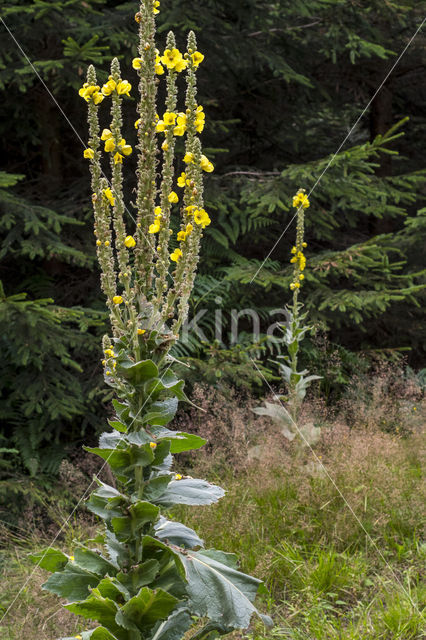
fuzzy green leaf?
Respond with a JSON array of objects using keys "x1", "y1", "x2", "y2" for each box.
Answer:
[
  {"x1": 28, "y1": 547, "x2": 68, "y2": 572},
  {"x1": 149, "y1": 428, "x2": 206, "y2": 453},
  {"x1": 155, "y1": 478, "x2": 225, "y2": 507},
  {"x1": 65, "y1": 590, "x2": 124, "y2": 638},
  {"x1": 42, "y1": 564, "x2": 100, "y2": 602},
  {"x1": 142, "y1": 397, "x2": 179, "y2": 426},
  {"x1": 177, "y1": 549, "x2": 272, "y2": 630},
  {"x1": 117, "y1": 559, "x2": 160, "y2": 591},
  {"x1": 117, "y1": 359, "x2": 159, "y2": 385},
  {"x1": 154, "y1": 517, "x2": 204, "y2": 549},
  {"x1": 111, "y1": 501, "x2": 160, "y2": 540},
  {"x1": 115, "y1": 587, "x2": 179, "y2": 632},
  {"x1": 74, "y1": 547, "x2": 118, "y2": 577},
  {"x1": 149, "y1": 607, "x2": 192, "y2": 640}
]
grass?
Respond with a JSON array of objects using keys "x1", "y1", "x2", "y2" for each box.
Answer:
[{"x1": 0, "y1": 405, "x2": 424, "y2": 639}]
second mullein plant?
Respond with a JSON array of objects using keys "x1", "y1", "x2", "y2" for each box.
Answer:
[
  {"x1": 254, "y1": 191, "x2": 322, "y2": 448},
  {"x1": 31, "y1": 2, "x2": 271, "y2": 639}
]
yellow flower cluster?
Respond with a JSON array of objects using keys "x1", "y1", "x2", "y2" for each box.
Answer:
[
  {"x1": 168, "y1": 191, "x2": 179, "y2": 203},
  {"x1": 183, "y1": 152, "x2": 214, "y2": 172},
  {"x1": 289, "y1": 243, "x2": 307, "y2": 290},
  {"x1": 292, "y1": 190, "x2": 310, "y2": 209},
  {"x1": 177, "y1": 172, "x2": 190, "y2": 188},
  {"x1": 101, "y1": 76, "x2": 132, "y2": 98},
  {"x1": 133, "y1": 50, "x2": 165, "y2": 76},
  {"x1": 148, "y1": 206, "x2": 163, "y2": 234},
  {"x1": 177, "y1": 223, "x2": 193, "y2": 241},
  {"x1": 79, "y1": 83, "x2": 104, "y2": 104},
  {"x1": 101, "y1": 129, "x2": 132, "y2": 165},
  {"x1": 153, "y1": 0, "x2": 160, "y2": 14}
]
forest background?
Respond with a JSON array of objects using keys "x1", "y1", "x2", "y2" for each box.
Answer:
[{"x1": 0, "y1": 0, "x2": 425, "y2": 486}]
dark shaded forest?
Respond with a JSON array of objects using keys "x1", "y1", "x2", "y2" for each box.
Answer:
[{"x1": 0, "y1": 0, "x2": 425, "y2": 476}]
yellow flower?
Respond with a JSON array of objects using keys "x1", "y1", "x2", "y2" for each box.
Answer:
[
  {"x1": 183, "y1": 152, "x2": 195, "y2": 164},
  {"x1": 118, "y1": 139, "x2": 132, "y2": 156},
  {"x1": 177, "y1": 112, "x2": 187, "y2": 127},
  {"x1": 105, "y1": 138, "x2": 115, "y2": 153},
  {"x1": 154, "y1": 206, "x2": 162, "y2": 217},
  {"x1": 191, "y1": 51, "x2": 204, "y2": 66},
  {"x1": 69, "y1": 555, "x2": 75, "y2": 562},
  {"x1": 104, "y1": 349, "x2": 115, "y2": 357},
  {"x1": 132, "y1": 58, "x2": 143, "y2": 70},
  {"x1": 101, "y1": 129, "x2": 113, "y2": 141},
  {"x1": 153, "y1": 0, "x2": 160, "y2": 14},
  {"x1": 101, "y1": 78, "x2": 116, "y2": 96},
  {"x1": 168, "y1": 191, "x2": 179, "y2": 203},
  {"x1": 175, "y1": 473, "x2": 182, "y2": 480},
  {"x1": 292, "y1": 190, "x2": 310, "y2": 209},
  {"x1": 104, "y1": 240, "x2": 110, "y2": 247},
  {"x1": 75, "y1": 635, "x2": 82, "y2": 639},
  {"x1": 116, "y1": 80, "x2": 132, "y2": 96},
  {"x1": 163, "y1": 112, "x2": 177, "y2": 126},
  {"x1": 112, "y1": 295, "x2": 123, "y2": 304},
  {"x1": 149, "y1": 221, "x2": 161, "y2": 234},
  {"x1": 302, "y1": 242, "x2": 307, "y2": 247},
  {"x1": 170, "y1": 248, "x2": 183, "y2": 262},
  {"x1": 177, "y1": 172, "x2": 187, "y2": 188},
  {"x1": 134, "y1": 118, "x2": 141, "y2": 129},
  {"x1": 79, "y1": 83, "x2": 103, "y2": 104},
  {"x1": 161, "y1": 141, "x2": 169, "y2": 151},
  {"x1": 195, "y1": 108, "x2": 205, "y2": 133},
  {"x1": 156, "y1": 120, "x2": 166, "y2": 132},
  {"x1": 299, "y1": 274, "x2": 305, "y2": 280},
  {"x1": 200, "y1": 155, "x2": 214, "y2": 172},
  {"x1": 161, "y1": 48, "x2": 184, "y2": 70},
  {"x1": 185, "y1": 223, "x2": 193, "y2": 235},
  {"x1": 84, "y1": 148, "x2": 94, "y2": 159},
  {"x1": 290, "y1": 257, "x2": 297, "y2": 264},
  {"x1": 137, "y1": 329, "x2": 146, "y2": 335},
  {"x1": 155, "y1": 53, "x2": 165, "y2": 75},
  {"x1": 103, "y1": 188, "x2": 115, "y2": 206},
  {"x1": 193, "y1": 208, "x2": 211, "y2": 228},
  {"x1": 291, "y1": 246, "x2": 297, "y2": 254},
  {"x1": 124, "y1": 235, "x2": 136, "y2": 248},
  {"x1": 185, "y1": 204, "x2": 197, "y2": 215},
  {"x1": 114, "y1": 152, "x2": 123, "y2": 164},
  {"x1": 149, "y1": 442, "x2": 157, "y2": 449},
  {"x1": 173, "y1": 124, "x2": 186, "y2": 136},
  {"x1": 177, "y1": 231, "x2": 186, "y2": 241},
  {"x1": 96, "y1": 239, "x2": 101, "y2": 246},
  {"x1": 174, "y1": 58, "x2": 188, "y2": 73}
]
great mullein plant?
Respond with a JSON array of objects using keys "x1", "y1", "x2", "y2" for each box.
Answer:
[
  {"x1": 30, "y1": 3, "x2": 271, "y2": 639},
  {"x1": 254, "y1": 191, "x2": 321, "y2": 447}
]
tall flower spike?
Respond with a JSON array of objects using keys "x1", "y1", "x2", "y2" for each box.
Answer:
[
  {"x1": 134, "y1": 0, "x2": 158, "y2": 297},
  {"x1": 155, "y1": 31, "x2": 179, "y2": 306}
]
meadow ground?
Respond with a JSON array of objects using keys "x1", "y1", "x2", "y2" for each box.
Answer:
[{"x1": 0, "y1": 375, "x2": 425, "y2": 639}]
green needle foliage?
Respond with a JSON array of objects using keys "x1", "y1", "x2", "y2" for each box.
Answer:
[{"x1": 31, "y1": 3, "x2": 271, "y2": 639}]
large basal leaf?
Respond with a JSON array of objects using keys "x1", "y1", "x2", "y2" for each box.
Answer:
[
  {"x1": 29, "y1": 547, "x2": 68, "y2": 573},
  {"x1": 115, "y1": 586, "x2": 179, "y2": 632},
  {"x1": 154, "y1": 517, "x2": 204, "y2": 549},
  {"x1": 177, "y1": 549, "x2": 273, "y2": 630},
  {"x1": 65, "y1": 589, "x2": 125, "y2": 639},
  {"x1": 155, "y1": 478, "x2": 225, "y2": 507},
  {"x1": 149, "y1": 428, "x2": 206, "y2": 453},
  {"x1": 148, "y1": 606, "x2": 192, "y2": 640},
  {"x1": 42, "y1": 564, "x2": 100, "y2": 602}
]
